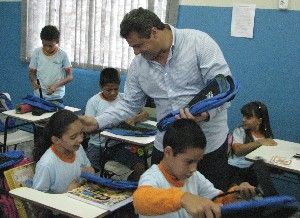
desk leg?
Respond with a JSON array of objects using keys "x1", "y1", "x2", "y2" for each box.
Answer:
[
  {"x1": 142, "y1": 147, "x2": 149, "y2": 169},
  {"x1": 33, "y1": 122, "x2": 47, "y2": 149},
  {"x1": 2, "y1": 116, "x2": 10, "y2": 152},
  {"x1": 100, "y1": 138, "x2": 112, "y2": 177}
]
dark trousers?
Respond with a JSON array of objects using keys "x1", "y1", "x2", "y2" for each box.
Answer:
[
  {"x1": 228, "y1": 164, "x2": 258, "y2": 186},
  {"x1": 197, "y1": 139, "x2": 230, "y2": 192}
]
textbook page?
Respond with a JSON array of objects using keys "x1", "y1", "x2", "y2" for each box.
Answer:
[{"x1": 67, "y1": 183, "x2": 133, "y2": 211}]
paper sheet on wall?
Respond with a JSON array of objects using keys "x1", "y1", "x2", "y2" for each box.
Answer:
[{"x1": 231, "y1": 4, "x2": 256, "y2": 38}]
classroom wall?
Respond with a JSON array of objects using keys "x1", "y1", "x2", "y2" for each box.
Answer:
[
  {"x1": 177, "y1": 0, "x2": 300, "y2": 143},
  {"x1": 0, "y1": 0, "x2": 299, "y2": 143}
]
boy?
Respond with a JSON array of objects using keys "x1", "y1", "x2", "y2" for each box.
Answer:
[
  {"x1": 85, "y1": 67, "x2": 149, "y2": 181},
  {"x1": 29, "y1": 25, "x2": 73, "y2": 101},
  {"x1": 133, "y1": 119, "x2": 256, "y2": 218}
]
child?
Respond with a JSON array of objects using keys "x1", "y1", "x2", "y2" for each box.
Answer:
[
  {"x1": 85, "y1": 67, "x2": 149, "y2": 181},
  {"x1": 32, "y1": 109, "x2": 94, "y2": 194},
  {"x1": 133, "y1": 119, "x2": 257, "y2": 218},
  {"x1": 228, "y1": 101, "x2": 277, "y2": 186},
  {"x1": 29, "y1": 25, "x2": 73, "y2": 101}
]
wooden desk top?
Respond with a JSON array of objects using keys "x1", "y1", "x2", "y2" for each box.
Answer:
[
  {"x1": 2, "y1": 106, "x2": 80, "y2": 122},
  {"x1": 10, "y1": 187, "x2": 108, "y2": 218},
  {"x1": 245, "y1": 139, "x2": 300, "y2": 174},
  {"x1": 100, "y1": 120, "x2": 157, "y2": 146}
]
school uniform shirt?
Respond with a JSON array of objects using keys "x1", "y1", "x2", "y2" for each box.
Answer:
[
  {"x1": 32, "y1": 145, "x2": 91, "y2": 193},
  {"x1": 29, "y1": 47, "x2": 71, "y2": 100},
  {"x1": 85, "y1": 92, "x2": 124, "y2": 148},
  {"x1": 228, "y1": 127, "x2": 260, "y2": 168},
  {"x1": 133, "y1": 163, "x2": 221, "y2": 218},
  {"x1": 96, "y1": 25, "x2": 231, "y2": 154}
]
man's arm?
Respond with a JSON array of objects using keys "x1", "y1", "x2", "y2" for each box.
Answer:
[{"x1": 126, "y1": 109, "x2": 149, "y2": 125}]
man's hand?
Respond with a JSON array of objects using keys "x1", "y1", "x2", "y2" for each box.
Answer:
[
  {"x1": 181, "y1": 192, "x2": 221, "y2": 218},
  {"x1": 126, "y1": 118, "x2": 136, "y2": 126},
  {"x1": 176, "y1": 108, "x2": 209, "y2": 123},
  {"x1": 79, "y1": 115, "x2": 99, "y2": 133}
]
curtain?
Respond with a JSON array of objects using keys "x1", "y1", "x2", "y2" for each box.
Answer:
[{"x1": 21, "y1": 0, "x2": 179, "y2": 71}]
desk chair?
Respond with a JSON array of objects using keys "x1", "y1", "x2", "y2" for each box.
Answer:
[
  {"x1": 0, "y1": 93, "x2": 34, "y2": 153},
  {"x1": 100, "y1": 138, "x2": 153, "y2": 179}
]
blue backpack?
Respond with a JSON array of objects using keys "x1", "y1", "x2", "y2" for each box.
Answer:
[
  {"x1": 0, "y1": 151, "x2": 24, "y2": 171},
  {"x1": 22, "y1": 95, "x2": 65, "y2": 112},
  {"x1": 157, "y1": 75, "x2": 239, "y2": 131}
]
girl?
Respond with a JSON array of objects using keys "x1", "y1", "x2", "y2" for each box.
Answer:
[
  {"x1": 228, "y1": 101, "x2": 277, "y2": 186},
  {"x1": 32, "y1": 109, "x2": 94, "y2": 194}
]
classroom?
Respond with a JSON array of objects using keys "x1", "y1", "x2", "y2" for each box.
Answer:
[{"x1": 0, "y1": 0, "x2": 299, "y2": 217}]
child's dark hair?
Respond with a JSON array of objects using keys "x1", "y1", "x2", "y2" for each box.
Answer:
[
  {"x1": 99, "y1": 68, "x2": 120, "y2": 87},
  {"x1": 40, "y1": 25, "x2": 60, "y2": 42},
  {"x1": 33, "y1": 110, "x2": 79, "y2": 162},
  {"x1": 241, "y1": 101, "x2": 274, "y2": 143},
  {"x1": 163, "y1": 119, "x2": 206, "y2": 156}
]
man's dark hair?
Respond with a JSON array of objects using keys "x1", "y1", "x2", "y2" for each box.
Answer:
[
  {"x1": 163, "y1": 119, "x2": 206, "y2": 156},
  {"x1": 120, "y1": 7, "x2": 165, "y2": 39},
  {"x1": 99, "y1": 68, "x2": 120, "y2": 87},
  {"x1": 40, "y1": 25, "x2": 60, "y2": 42}
]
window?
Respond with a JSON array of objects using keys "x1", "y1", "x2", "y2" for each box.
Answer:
[{"x1": 21, "y1": 0, "x2": 178, "y2": 71}]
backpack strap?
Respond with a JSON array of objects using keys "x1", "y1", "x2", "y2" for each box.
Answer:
[
  {"x1": 81, "y1": 172, "x2": 138, "y2": 190},
  {"x1": 221, "y1": 195, "x2": 296, "y2": 215}
]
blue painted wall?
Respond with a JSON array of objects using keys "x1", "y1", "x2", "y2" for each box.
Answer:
[
  {"x1": 0, "y1": 2, "x2": 299, "y2": 143},
  {"x1": 0, "y1": 2, "x2": 126, "y2": 112},
  {"x1": 177, "y1": 6, "x2": 300, "y2": 143}
]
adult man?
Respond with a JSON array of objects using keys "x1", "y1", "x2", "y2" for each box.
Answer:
[{"x1": 81, "y1": 7, "x2": 231, "y2": 191}]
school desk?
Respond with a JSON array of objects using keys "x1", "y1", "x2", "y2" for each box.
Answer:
[
  {"x1": 245, "y1": 139, "x2": 300, "y2": 175},
  {"x1": 99, "y1": 120, "x2": 157, "y2": 176},
  {"x1": 1, "y1": 106, "x2": 80, "y2": 152},
  {"x1": 9, "y1": 187, "x2": 108, "y2": 218}
]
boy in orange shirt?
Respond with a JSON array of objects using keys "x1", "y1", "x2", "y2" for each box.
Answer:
[{"x1": 133, "y1": 119, "x2": 256, "y2": 218}]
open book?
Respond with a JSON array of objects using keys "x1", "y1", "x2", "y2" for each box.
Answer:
[
  {"x1": 67, "y1": 183, "x2": 133, "y2": 211},
  {"x1": 4, "y1": 161, "x2": 35, "y2": 218}
]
